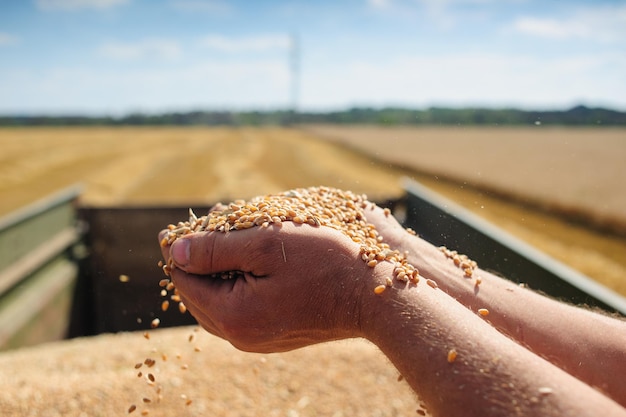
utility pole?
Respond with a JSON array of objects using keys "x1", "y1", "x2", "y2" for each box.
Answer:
[{"x1": 289, "y1": 33, "x2": 299, "y2": 119}]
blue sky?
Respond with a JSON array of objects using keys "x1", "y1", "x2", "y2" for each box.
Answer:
[{"x1": 1, "y1": 0, "x2": 625, "y2": 115}]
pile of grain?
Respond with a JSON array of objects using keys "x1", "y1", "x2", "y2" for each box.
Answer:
[
  {"x1": 0, "y1": 326, "x2": 423, "y2": 417},
  {"x1": 159, "y1": 186, "x2": 423, "y2": 295}
]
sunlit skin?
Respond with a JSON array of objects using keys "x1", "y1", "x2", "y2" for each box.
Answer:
[{"x1": 159, "y1": 205, "x2": 626, "y2": 417}]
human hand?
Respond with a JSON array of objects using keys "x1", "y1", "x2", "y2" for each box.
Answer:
[
  {"x1": 364, "y1": 206, "x2": 474, "y2": 293},
  {"x1": 159, "y1": 222, "x2": 383, "y2": 353}
]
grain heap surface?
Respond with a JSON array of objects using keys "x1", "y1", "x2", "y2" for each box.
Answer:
[
  {"x1": 159, "y1": 186, "x2": 421, "y2": 293},
  {"x1": 0, "y1": 326, "x2": 425, "y2": 417}
]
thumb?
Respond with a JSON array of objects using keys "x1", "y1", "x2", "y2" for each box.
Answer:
[{"x1": 169, "y1": 227, "x2": 278, "y2": 276}]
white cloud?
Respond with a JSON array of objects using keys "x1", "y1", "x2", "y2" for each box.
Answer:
[
  {"x1": 0, "y1": 58, "x2": 290, "y2": 114},
  {"x1": 515, "y1": 17, "x2": 590, "y2": 40},
  {"x1": 199, "y1": 35, "x2": 291, "y2": 53},
  {"x1": 513, "y1": 4, "x2": 626, "y2": 42},
  {"x1": 36, "y1": 0, "x2": 129, "y2": 11},
  {"x1": 169, "y1": 0, "x2": 231, "y2": 14},
  {"x1": 301, "y1": 52, "x2": 626, "y2": 110},
  {"x1": 0, "y1": 33, "x2": 19, "y2": 46},
  {"x1": 98, "y1": 39, "x2": 182, "y2": 61},
  {"x1": 367, "y1": 0, "x2": 392, "y2": 9}
]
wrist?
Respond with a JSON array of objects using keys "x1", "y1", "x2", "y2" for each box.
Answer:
[{"x1": 357, "y1": 261, "x2": 428, "y2": 342}]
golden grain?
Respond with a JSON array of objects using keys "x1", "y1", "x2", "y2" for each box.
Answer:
[
  {"x1": 447, "y1": 349, "x2": 458, "y2": 363},
  {"x1": 160, "y1": 186, "x2": 424, "y2": 293},
  {"x1": 478, "y1": 308, "x2": 490, "y2": 316},
  {"x1": 439, "y1": 245, "x2": 479, "y2": 279},
  {"x1": 150, "y1": 318, "x2": 160, "y2": 329},
  {"x1": 128, "y1": 404, "x2": 137, "y2": 413},
  {"x1": 374, "y1": 285, "x2": 387, "y2": 295},
  {"x1": 426, "y1": 279, "x2": 438, "y2": 289},
  {"x1": 161, "y1": 300, "x2": 170, "y2": 312}
]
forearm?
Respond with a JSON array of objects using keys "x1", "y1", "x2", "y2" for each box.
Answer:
[
  {"x1": 399, "y1": 233, "x2": 626, "y2": 405},
  {"x1": 360, "y1": 271, "x2": 626, "y2": 416}
]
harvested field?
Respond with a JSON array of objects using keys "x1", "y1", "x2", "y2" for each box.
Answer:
[
  {"x1": 4, "y1": 125, "x2": 624, "y2": 226},
  {"x1": 0, "y1": 126, "x2": 405, "y2": 214},
  {"x1": 303, "y1": 125, "x2": 626, "y2": 234},
  {"x1": 1, "y1": 125, "x2": 625, "y2": 416},
  {"x1": 2, "y1": 126, "x2": 623, "y2": 294}
]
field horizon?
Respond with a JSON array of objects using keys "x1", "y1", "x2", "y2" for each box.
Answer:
[{"x1": 1, "y1": 125, "x2": 625, "y2": 296}]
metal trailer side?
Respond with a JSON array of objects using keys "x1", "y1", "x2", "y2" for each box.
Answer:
[
  {"x1": 400, "y1": 178, "x2": 626, "y2": 315},
  {"x1": 0, "y1": 185, "x2": 84, "y2": 351}
]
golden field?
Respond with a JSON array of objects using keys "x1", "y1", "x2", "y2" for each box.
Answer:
[{"x1": 1, "y1": 126, "x2": 625, "y2": 296}]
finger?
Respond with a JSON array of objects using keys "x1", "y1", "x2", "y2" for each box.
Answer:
[
  {"x1": 170, "y1": 268, "x2": 228, "y2": 337},
  {"x1": 171, "y1": 268, "x2": 266, "y2": 347},
  {"x1": 168, "y1": 224, "x2": 289, "y2": 276},
  {"x1": 158, "y1": 229, "x2": 171, "y2": 260}
]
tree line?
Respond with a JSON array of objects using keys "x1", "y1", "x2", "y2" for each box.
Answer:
[{"x1": 1, "y1": 105, "x2": 625, "y2": 127}]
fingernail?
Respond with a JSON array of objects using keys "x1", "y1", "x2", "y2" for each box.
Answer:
[{"x1": 171, "y1": 238, "x2": 190, "y2": 267}]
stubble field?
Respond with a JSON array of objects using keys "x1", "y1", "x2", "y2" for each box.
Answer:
[
  {"x1": 2, "y1": 126, "x2": 625, "y2": 294},
  {"x1": 0, "y1": 125, "x2": 625, "y2": 417}
]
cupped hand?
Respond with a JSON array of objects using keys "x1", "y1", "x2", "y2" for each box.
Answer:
[
  {"x1": 159, "y1": 222, "x2": 381, "y2": 353},
  {"x1": 364, "y1": 205, "x2": 479, "y2": 296}
]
